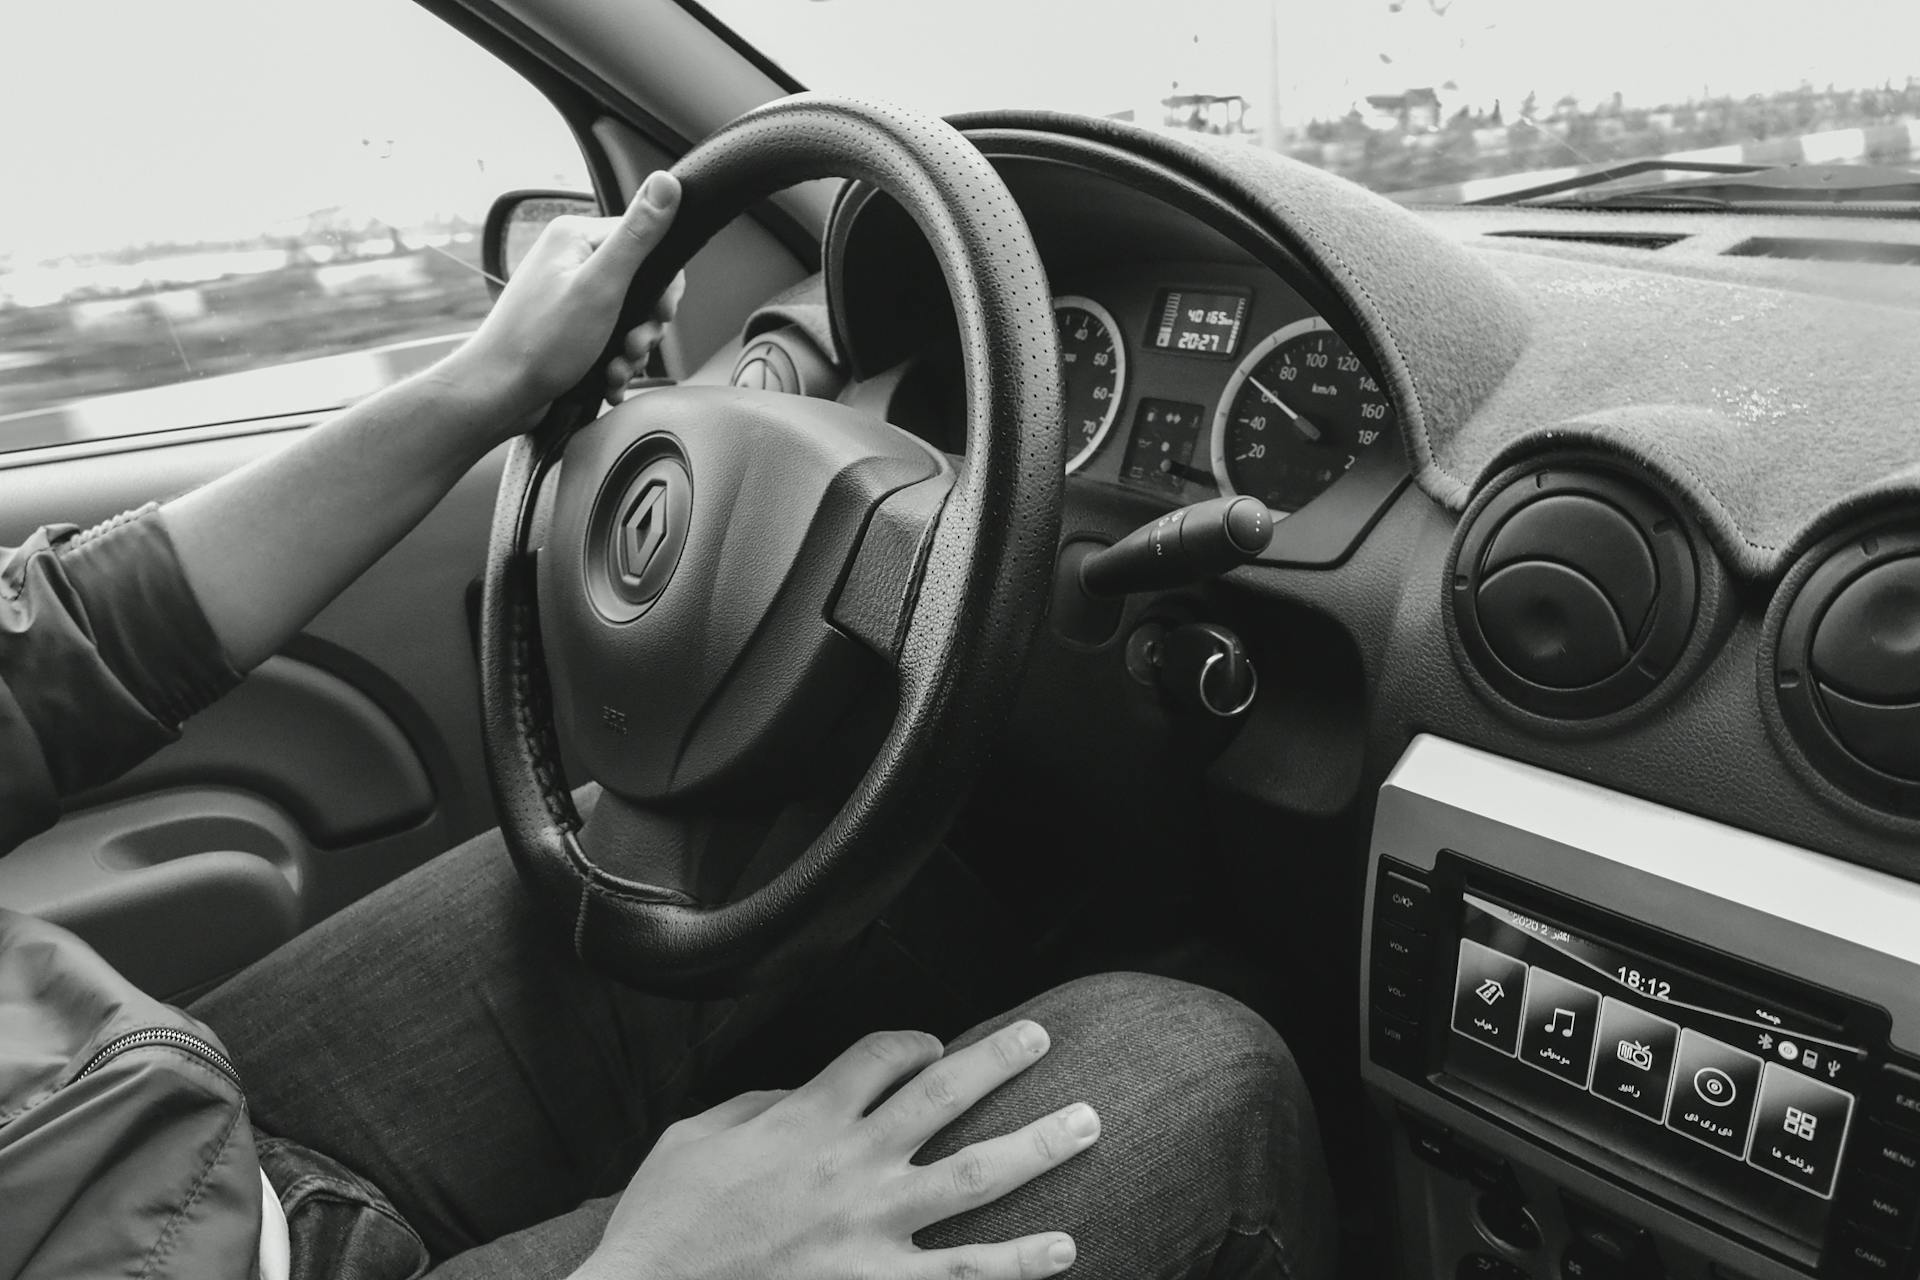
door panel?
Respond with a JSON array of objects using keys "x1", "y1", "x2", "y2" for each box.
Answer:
[
  {"x1": 0, "y1": 791, "x2": 307, "y2": 1001},
  {"x1": 0, "y1": 422, "x2": 506, "y2": 996},
  {"x1": 75, "y1": 655, "x2": 435, "y2": 847}
]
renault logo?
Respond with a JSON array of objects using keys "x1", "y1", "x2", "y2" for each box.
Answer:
[
  {"x1": 618, "y1": 477, "x2": 672, "y2": 585},
  {"x1": 603, "y1": 458, "x2": 690, "y2": 609}
]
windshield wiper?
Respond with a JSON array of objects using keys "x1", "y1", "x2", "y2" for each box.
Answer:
[
  {"x1": 1467, "y1": 158, "x2": 1768, "y2": 206},
  {"x1": 1476, "y1": 160, "x2": 1920, "y2": 214}
]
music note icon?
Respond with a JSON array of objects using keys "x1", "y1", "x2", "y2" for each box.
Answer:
[{"x1": 1544, "y1": 1008, "x2": 1577, "y2": 1038}]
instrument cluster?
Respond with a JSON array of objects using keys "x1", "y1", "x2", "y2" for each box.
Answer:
[{"x1": 1045, "y1": 262, "x2": 1399, "y2": 519}]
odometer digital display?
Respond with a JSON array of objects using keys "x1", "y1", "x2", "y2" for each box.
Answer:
[
  {"x1": 1210, "y1": 318, "x2": 1396, "y2": 513},
  {"x1": 1147, "y1": 288, "x2": 1250, "y2": 358}
]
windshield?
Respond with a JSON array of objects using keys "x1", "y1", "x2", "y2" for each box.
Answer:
[{"x1": 700, "y1": 0, "x2": 1920, "y2": 203}]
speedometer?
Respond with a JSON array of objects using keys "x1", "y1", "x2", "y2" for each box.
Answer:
[
  {"x1": 1054, "y1": 296, "x2": 1126, "y2": 473},
  {"x1": 1210, "y1": 319, "x2": 1396, "y2": 513}
]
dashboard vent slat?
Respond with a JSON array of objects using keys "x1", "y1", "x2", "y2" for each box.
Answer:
[
  {"x1": 1483, "y1": 229, "x2": 1686, "y2": 250},
  {"x1": 1725, "y1": 237, "x2": 1920, "y2": 265}
]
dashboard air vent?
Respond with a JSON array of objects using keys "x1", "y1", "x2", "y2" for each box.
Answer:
[
  {"x1": 731, "y1": 338, "x2": 801, "y2": 394},
  {"x1": 1726, "y1": 237, "x2": 1920, "y2": 266},
  {"x1": 1773, "y1": 526, "x2": 1920, "y2": 814},
  {"x1": 727, "y1": 325, "x2": 844, "y2": 401},
  {"x1": 1451, "y1": 465, "x2": 1699, "y2": 719},
  {"x1": 1483, "y1": 229, "x2": 1686, "y2": 250}
]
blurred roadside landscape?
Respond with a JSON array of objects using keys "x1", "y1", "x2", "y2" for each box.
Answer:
[
  {"x1": 0, "y1": 214, "x2": 493, "y2": 422},
  {"x1": 1175, "y1": 79, "x2": 1920, "y2": 197}
]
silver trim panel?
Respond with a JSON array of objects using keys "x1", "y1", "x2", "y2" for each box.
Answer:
[{"x1": 1369, "y1": 734, "x2": 1920, "y2": 1055}]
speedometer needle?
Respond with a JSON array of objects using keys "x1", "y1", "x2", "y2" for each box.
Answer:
[{"x1": 1247, "y1": 376, "x2": 1322, "y2": 443}]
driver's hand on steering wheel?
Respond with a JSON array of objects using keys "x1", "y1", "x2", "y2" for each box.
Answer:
[
  {"x1": 575, "y1": 1020, "x2": 1098, "y2": 1280},
  {"x1": 450, "y1": 170, "x2": 690, "y2": 435}
]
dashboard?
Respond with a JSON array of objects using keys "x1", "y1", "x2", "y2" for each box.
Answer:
[{"x1": 718, "y1": 112, "x2": 1920, "y2": 1280}]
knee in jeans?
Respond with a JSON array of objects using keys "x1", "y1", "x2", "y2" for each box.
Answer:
[
  {"x1": 1006, "y1": 974, "x2": 1320, "y2": 1174},
  {"x1": 1038, "y1": 973, "x2": 1330, "y2": 1268},
  {"x1": 1027, "y1": 971, "x2": 1302, "y2": 1107},
  {"x1": 919, "y1": 973, "x2": 1335, "y2": 1277}
]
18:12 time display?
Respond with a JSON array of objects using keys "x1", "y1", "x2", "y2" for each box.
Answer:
[{"x1": 1616, "y1": 967, "x2": 1673, "y2": 1000}]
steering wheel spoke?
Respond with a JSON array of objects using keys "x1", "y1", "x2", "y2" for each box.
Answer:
[
  {"x1": 829, "y1": 471, "x2": 955, "y2": 668},
  {"x1": 577, "y1": 787, "x2": 827, "y2": 910}
]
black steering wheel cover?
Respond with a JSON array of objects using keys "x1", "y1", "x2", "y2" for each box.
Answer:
[{"x1": 479, "y1": 94, "x2": 1063, "y2": 994}]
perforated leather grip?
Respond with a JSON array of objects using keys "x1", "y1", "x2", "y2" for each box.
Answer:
[{"x1": 478, "y1": 94, "x2": 1063, "y2": 994}]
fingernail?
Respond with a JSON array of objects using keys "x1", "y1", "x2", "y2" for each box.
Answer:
[
  {"x1": 1015, "y1": 1021, "x2": 1049, "y2": 1055},
  {"x1": 640, "y1": 170, "x2": 678, "y2": 210},
  {"x1": 1063, "y1": 1103, "x2": 1099, "y2": 1139},
  {"x1": 1048, "y1": 1237, "x2": 1077, "y2": 1269}
]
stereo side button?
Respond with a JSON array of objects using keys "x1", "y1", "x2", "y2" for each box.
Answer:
[
  {"x1": 1377, "y1": 869, "x2": 1432, "y2": 931},
  {"x1": 1827, "y1": 1220, "x2": 1904, "y2": 1277},
  {"x1": 1845, "y1": 1175, "x2": 1919, "y2": 1244},
  {"x1": 1860, "y1": 1122, "x2": 1920, "y2": 1189},
  {"x1": 1373, "y1": 967, "x2": 1425, "y2": 1022},
  {"x1": 1874, "y1": 1064, "x2": 1920, "y2": 1135},
  {"x1": 1371, "y1": 1010, "x2": 1425, "y2": 1076},
  {"x1": 1374, "y1": 920, "x2": 1432, "y2": 974}
]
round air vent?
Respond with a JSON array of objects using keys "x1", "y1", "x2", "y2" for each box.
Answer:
[
  {"x1": 731, "y1": 338, "x2": 801, "y2": 394},
  {"x1": 1452, "y1": 465, "x2": 1699, "y2": 718},
  {"x1": 1772, "y1": 525, "x2": 1920, "y2": 814}
]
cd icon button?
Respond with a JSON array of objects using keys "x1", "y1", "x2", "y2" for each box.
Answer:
[
  {"x1": 1694, "y1": 1067, "x2": 1738, "y2": 1107},
  {"x1": 1667, "y1": 1028, "x2": 1763, "y2": 1160}
]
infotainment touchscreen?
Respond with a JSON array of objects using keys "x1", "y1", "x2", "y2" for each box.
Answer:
[{"x1": 1443, "y1": 892, "x2": 1867, "y2": 1246}]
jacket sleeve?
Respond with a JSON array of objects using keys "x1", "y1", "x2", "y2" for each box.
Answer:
[{"x1": 0, "y1": 504, "x2": 241, "y2": 854}]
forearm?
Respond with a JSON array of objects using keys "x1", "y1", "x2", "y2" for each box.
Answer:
[{"x1": 163, "y1": 352, "x2": 536, "y2": 671}]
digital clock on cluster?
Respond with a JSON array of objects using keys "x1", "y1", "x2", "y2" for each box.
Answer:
[{"x1": 1146, "y1": 288, "x2": 1250, "y2": 359}]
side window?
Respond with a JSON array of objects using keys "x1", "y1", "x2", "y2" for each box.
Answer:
[{"x1": 0, "y1": 0, "x2": 591, "y2": 453}]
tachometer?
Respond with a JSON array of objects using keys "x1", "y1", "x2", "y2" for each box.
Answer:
[
  {"x1": 1210, "y1": 319, "x2": 1395, "y2": 512},
  {"x1": 1054, "y1": 296, "x2": 1127, "y2": 473}
]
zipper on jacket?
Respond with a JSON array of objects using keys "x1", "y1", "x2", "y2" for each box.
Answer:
[{"x1": 74, "y1": 1027, "x2": 243, "y2": 1093}]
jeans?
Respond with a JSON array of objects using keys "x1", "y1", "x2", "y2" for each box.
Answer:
[{"x1": 190, "y1": 818, "x2": 1336, "y2": 1280}]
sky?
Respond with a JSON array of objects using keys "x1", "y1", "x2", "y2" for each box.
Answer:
[
  {"x1": 708, "y1": 0, "x2": 1920, "y2": 127},
  {"x1": 4, "y1": 0, "x2": 1917, "y2": 262},
  {"x1": 0, "y1": 0, "x2": 588, "y2": 262}
]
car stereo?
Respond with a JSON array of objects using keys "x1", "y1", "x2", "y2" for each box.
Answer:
[
  {"x1": 1444, "y1": 877, "x2": 1871, "y2": 1248},
  {"x1": 1364, "y1": 737, "x2": 1920, "y2": 1280}
]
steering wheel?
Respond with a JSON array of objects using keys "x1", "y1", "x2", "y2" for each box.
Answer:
[{"x1": 478, "y1": 95, "x2": 1064, "y2": 997}]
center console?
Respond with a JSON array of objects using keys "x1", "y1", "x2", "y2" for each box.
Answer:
[{"x1": 1365, "y1": 737, "x2": 1920, "y2": 1280}]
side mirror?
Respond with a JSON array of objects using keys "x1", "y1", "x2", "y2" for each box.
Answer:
[{"x1": 481, "y1": 189, "x2": 599, "y2": 298}]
